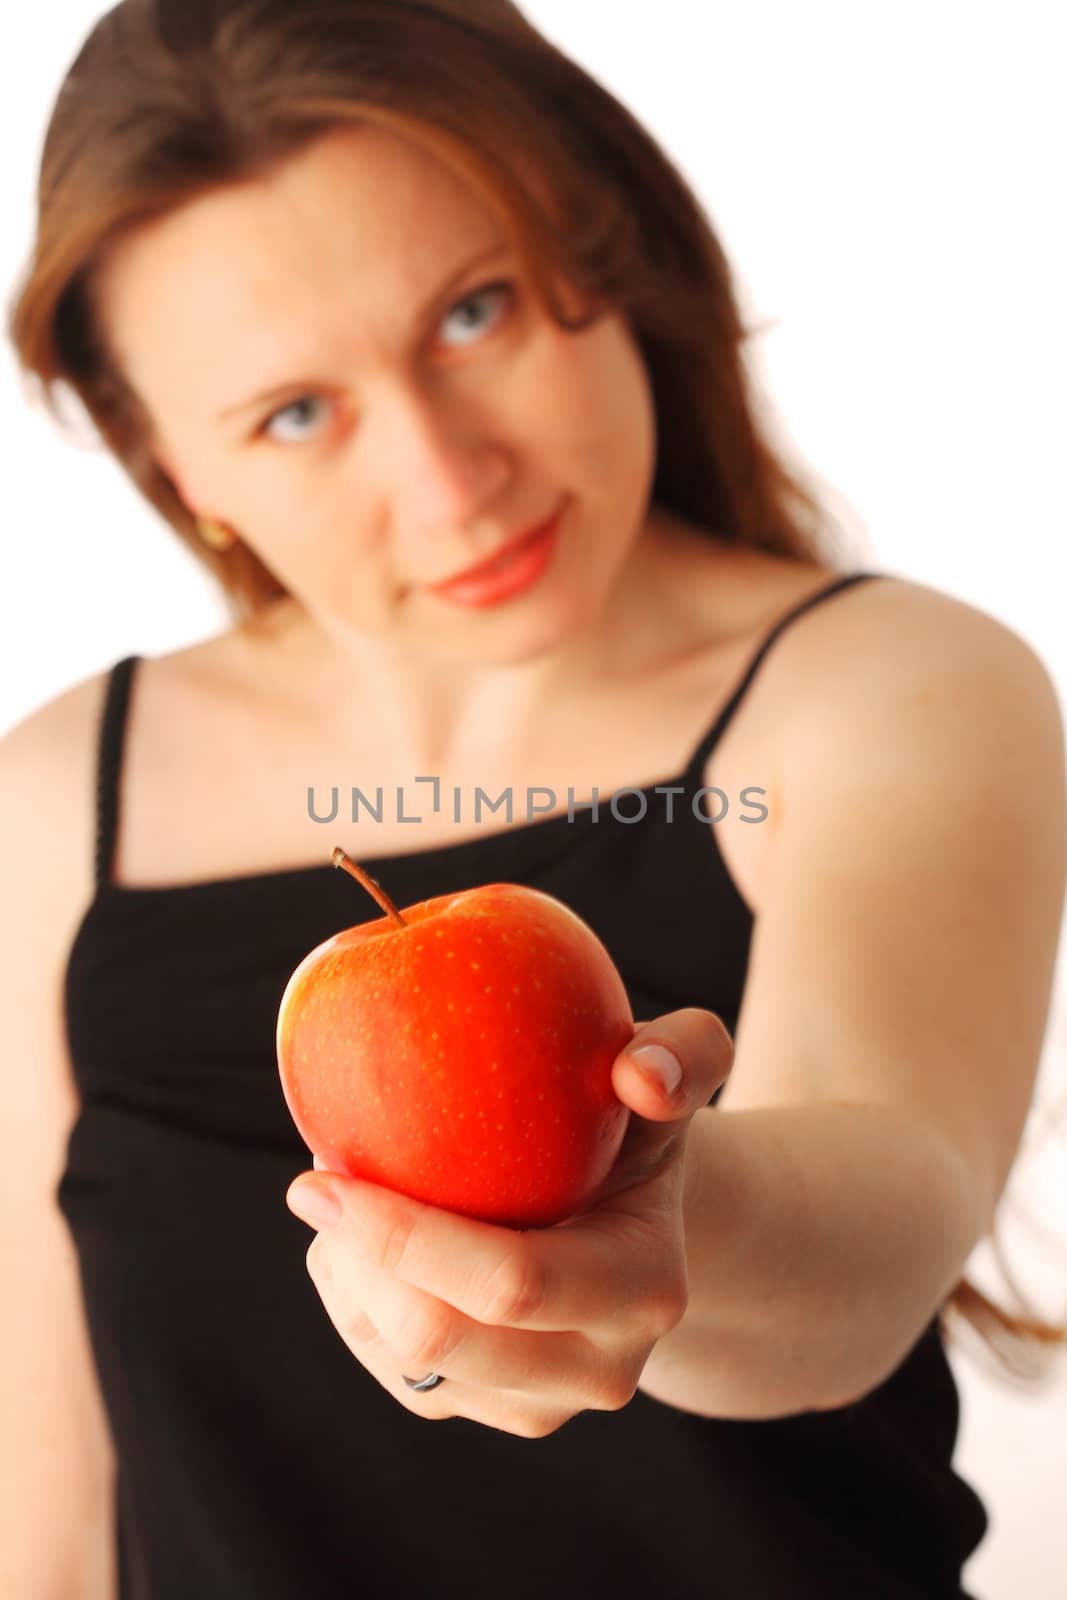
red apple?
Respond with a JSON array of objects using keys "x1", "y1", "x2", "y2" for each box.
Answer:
[{"x1": 275, "y1": 849, "x2": 635, "y2": 1228}]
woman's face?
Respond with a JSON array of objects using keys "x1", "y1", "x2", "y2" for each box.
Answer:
[{"x1": 95, "y1": 123, "x2": 660, "y2": 666}]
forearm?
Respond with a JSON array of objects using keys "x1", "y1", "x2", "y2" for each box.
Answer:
[{"x1": 638, "y1": 1101, "x2": 984, "y2": 1419}]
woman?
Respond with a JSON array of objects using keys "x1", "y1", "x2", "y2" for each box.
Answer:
[{"x1": 4, "y1": 2, "x2": 1065, "y2": 1596}]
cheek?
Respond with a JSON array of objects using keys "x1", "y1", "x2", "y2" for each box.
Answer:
[
  {"x1": 239, "y1": 468, "x2": 376, "y2": 559},
  {"x1": 519, "y1": 319, "x2": 655, "y2": 479},
  {"x1": 237, "y1": 492, "x2": 392, "y2": 614}
]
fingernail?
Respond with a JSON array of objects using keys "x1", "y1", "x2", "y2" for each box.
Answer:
[
  {"x1": 287, "y1": 1178, "x2": 342, "y2": 1230},
  {"x1": 629, "y1": 1043, "x2": 683, "y2": 1097}
]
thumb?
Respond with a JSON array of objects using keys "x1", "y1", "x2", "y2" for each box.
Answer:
[
  {"x1": 612, "y1": 1008, "x2": 734, "y2": 1123},
  {"x1": 581, "y1": 1009, "x2": 734, "y2": 1211}
]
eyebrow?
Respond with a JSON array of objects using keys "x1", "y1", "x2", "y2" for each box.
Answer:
[{"x1": 215, "y1": 240, "x2": 512, "y2": 423}]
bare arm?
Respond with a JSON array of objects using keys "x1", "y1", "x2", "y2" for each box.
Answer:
[
  {"x1": 640, "y1": 1099, "x2": 985, "y2": 1416},
  {"x1": 0, "y1": 680, "x2": 118, "y2": 1598},
  {"x1": 640, "y1": 585, "x2": 1067, "y2": 1416}
]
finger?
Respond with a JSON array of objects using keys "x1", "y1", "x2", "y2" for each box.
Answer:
[
  {"x1": 304, "y1": 1234, "x2": 637, "y2": 1410},
  {"x1": 287, "y1": 1171, "x2": 682, "y2": 1340},
  {"x1": 612, "y1": 1009, "x2": 734, "y2": 1121},
  {"x1": 571, "y1": 1010, "x2": 732, "y2": 1211}
]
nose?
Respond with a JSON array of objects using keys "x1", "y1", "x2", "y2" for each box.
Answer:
[{"x1": 370, "y1": 384, "x2": 514, "y2": 550}]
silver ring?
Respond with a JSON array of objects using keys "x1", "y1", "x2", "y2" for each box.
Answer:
[{"x1": 403, "y1": 1371, "x2": 447, "y2": 1391}]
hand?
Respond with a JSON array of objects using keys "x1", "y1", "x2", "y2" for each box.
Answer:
[{"x1": 285, "y1": 1007, "x2": 734, "y2": 1438}]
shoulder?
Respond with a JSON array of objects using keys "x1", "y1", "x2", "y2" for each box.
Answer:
[
  {"x1": 0, "y1": 666, "x2": 119, "y2": 1002},
  {"x1": 699, "y1": 570, "x2": 1065, "y2": 914},
  {"x1": 760, "y1": 574, "x2": 1066, "y2": 904},
  {"x1": 770, "y1": 573, "x2": 1064, "y2": 760},
  {"x1": 1, "y1": 665, "x2": 113, "y2": 802}
]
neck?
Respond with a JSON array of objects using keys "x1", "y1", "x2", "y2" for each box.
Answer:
[{"x1": 241, "y1": 509, "x2": 728, "y2": 772}]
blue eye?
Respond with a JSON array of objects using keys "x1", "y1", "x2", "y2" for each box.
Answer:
[
  {"x1": 256, "y1": 281, "x2": 514, "y2": 444},
  {"x1": 438, "y1": 281, "x2": 513, "y2": 348},
  {"x1": 261, "y1": 395, "x2": 330, "y2": 443}
]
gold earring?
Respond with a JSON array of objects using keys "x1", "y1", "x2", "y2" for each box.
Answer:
[{"x1": 196, "y1": 515, "x2": 239, "y2": 552}]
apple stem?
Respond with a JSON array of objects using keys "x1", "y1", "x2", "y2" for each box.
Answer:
[{"x1": 331, "y1": 847, "x2": 408, "y2": 927}]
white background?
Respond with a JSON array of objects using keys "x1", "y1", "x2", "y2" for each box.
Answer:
[{"x1": 2, "y1": 4, "x2": 1065, "y2": 1595}]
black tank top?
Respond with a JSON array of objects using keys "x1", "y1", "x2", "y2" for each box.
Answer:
[{"x1": 59, "y1": 571, "x2": 989, "y2": 1599}]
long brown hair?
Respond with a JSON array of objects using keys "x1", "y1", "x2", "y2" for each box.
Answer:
[{"x1": 7, "y1": 0, "x2": 1064, "y2": 1377}]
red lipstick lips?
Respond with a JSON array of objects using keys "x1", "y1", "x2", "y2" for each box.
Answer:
[{"x1": 424, "y1": 503, "x2": 565, "y2": 610}]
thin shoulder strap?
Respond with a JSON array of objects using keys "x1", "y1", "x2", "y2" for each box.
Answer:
[
  {"x1": 682, "y1": 571, "x2": 886, "y2": 780},
  {"x1": 94, "y1": 655, "x2": 142, "y2": 890}
]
